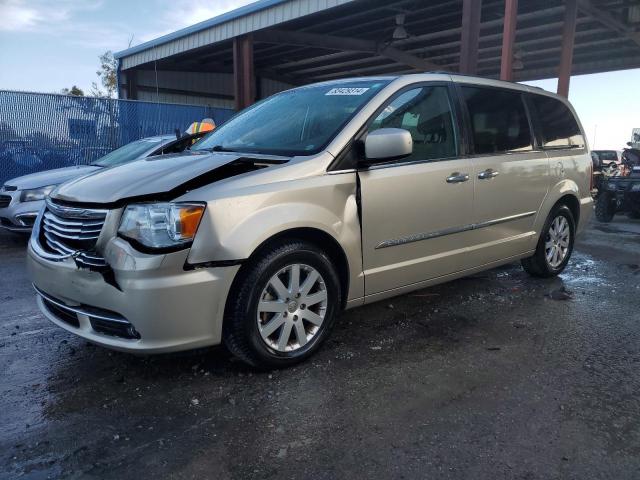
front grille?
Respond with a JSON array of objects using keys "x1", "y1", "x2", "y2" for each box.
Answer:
[
  {"x1": 0, "y1": 195, "x2": 11, "y2": 208},
  {"x1": 41, "y1": 202, "x2": 108, "y2": 268}
]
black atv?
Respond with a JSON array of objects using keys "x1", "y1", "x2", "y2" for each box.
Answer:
[{"x1": 595, "y1": 143, "x2": 640, "y2": 222}]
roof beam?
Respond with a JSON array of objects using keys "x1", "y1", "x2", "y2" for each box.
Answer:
[
  {"x1": 577, "y1": 0, "x2": 640, "y2": 48},
  {"x1": 253, "y1": 29, "x2": 441, "y2": 71}
]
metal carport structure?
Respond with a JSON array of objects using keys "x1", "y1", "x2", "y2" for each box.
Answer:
[{"x1": 114, "y1": 0, "x2": 640, "y2": 110}]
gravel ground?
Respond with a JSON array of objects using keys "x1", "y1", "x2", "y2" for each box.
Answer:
[{"x1": 1, "y1": 218, "x2": 639, "y2": 479}]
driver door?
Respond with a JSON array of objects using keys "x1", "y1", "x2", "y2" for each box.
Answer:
[{"x1": 358, "y1": 84, "x2": 475, "y2": 297}]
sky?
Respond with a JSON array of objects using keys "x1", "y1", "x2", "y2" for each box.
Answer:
[{"x1": 0, "y1": 0, "x2": 638, "y2": 150}]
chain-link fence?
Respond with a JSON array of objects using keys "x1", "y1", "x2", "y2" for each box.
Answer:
[{"x1": 0, "y1": 90, "x2": 234, "y2": 185}]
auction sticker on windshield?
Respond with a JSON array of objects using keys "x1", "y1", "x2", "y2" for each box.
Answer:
[{"x1": 325, "y1": 87, "x2": 370, "y2": 96}]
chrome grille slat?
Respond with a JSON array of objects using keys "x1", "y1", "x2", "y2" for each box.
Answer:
[
  {"x1": 43, "y1": 225, "x2": 101, "y2": 240},
  {"x1": 44, "y1": 222, "x2": 103, "y2": 234},
  {"x1": 44, "y1": 232, "x2": 76, "y2": 254},
  {"x1": 40, "y1": 201, "x2": 108, "y2": 268},
  {"x1": 76, "y1": 257, "x2": 107, "y2": 267},
  {"x1": 43, "y1": 212, "x2": 104, "y2": 228}
]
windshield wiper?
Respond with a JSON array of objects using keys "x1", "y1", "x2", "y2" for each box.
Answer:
[{"x1": 205, "y1": 145, "x2": 236, "y2": 152}]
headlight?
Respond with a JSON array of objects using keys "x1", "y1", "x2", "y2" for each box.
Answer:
[
  {"x1": 20, "y1": 185, "x2": 57, "y2": 202},
  {"x1": 118, "y1": 202, "x2": 206, "y2": 250}
]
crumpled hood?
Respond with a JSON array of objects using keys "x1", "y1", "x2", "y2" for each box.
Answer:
[
  {"x1": 6, "y1": 165, "x2": 101, "y2": 190},
  {"x1": 51, "y1": 151, "x2": 284, "y2": 206}
]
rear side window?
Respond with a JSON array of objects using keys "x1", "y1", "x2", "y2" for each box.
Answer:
[
  {"x1": 529, "y1": 94, "x2": 584, "y2": 149},
  {"x1": 461, "y1": 86, "x2": 532, "y2": 155},
  {"x1": 462, "y1": 87, "x2": 533, "y2": 154}
]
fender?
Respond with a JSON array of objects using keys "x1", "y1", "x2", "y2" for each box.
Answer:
[{"x1": 186, "y1": 173, "x2": 365, "y2": 301}]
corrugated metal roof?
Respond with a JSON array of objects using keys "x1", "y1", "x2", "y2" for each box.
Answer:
[
  {"x1": 116, "y1": 0, "x2": 355, "y2": 69},
  {"x1": 114, "y1": 0, "x2": 289, "y2": 59}
]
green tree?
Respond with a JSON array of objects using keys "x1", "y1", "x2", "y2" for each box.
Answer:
[
  {"x1": 61, "y1": 85, "x2": 85, "y2": 96},
  {"x1": 91, "y1": 50, "x2": 118, "y2": 98}
]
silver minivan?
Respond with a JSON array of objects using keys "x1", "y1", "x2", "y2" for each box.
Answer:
[{"x1": 27, "y1": 74, "x2": 593, "y2": 368}]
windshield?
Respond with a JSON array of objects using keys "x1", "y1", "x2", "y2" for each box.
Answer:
[
  {"x1": 92, "y1": 138, "x2": 165, "y2": 167},
  {"x1": 193, "y1": 80, "x2": 390, "y2": 156}
]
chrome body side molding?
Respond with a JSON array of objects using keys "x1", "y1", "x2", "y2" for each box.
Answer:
[{"x1": 375, "y1": 211, "x2": 537, "y2": 249}]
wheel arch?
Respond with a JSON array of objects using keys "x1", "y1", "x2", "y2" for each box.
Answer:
[
  {"x1": 554, "y1": 193, "x2": 580, "y2": 227},
  {"x1": 231, "y1": 227, "x2": 351, "y2": 310},
  {"x1": 536, "y1": 180, "x2": 582, "y2": 230}
]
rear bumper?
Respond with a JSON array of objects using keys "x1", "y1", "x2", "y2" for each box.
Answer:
[
  {"x1": 28, "y1": 235, "x2": 240, "y2": 354},
  {"x1": 578, "y1": 196, "x2": 593, "y2": 236}
]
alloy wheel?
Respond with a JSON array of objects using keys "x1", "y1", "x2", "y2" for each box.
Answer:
[
  {"x1": 257, "y1": 264, "x2": 328, "y2": 352},
  {"x1": 545, "y1": 215, "x2": 570, "y2": 268}
]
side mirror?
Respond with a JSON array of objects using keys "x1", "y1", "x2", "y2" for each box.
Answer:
[
  {"x1": 627, "y1": 142, "x2": 633, "y2": 147},
  {"x1": 363, "y1": 128, "x2": 413, "y2": 165}
]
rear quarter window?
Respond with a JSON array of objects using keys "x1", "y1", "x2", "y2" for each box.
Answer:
[{"x1": 528, "y1": 94, "x2": 584, "y2": 149}]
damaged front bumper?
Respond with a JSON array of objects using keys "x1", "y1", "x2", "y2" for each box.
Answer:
[{"x1": 28, "y1": 216, "x2": 240, "y2": 354}]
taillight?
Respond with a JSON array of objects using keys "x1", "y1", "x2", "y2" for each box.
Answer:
[{"x1": 589, "y1": 156, "x2": 594, "y2": 190}]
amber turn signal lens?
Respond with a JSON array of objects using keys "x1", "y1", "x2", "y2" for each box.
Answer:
[{"x1": 179, "y1": 205, "x2": 205, "y2": 239}]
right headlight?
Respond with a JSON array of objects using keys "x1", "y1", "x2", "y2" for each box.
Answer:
[{"x1": 118, "y1": 202, "x2": 206, "y2": 251}]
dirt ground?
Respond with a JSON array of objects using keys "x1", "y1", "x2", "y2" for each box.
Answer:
[{"x1": 1, "y1": 217, "x2": 639, "y2": 479}]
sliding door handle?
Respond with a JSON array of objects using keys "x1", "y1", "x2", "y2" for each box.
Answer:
[
  {"x1": 446, "y1": 172, "x2": 470, "y2": 183},
  {"x1": 478, "y1": 168, "x2": 500, "y2": 180}
]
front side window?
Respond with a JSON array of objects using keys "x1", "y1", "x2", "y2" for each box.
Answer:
[
  {"x1": 193, "y1": 80, "x2": 389, "y2": 157},
  {"x1": 529, "y1": 94, "x2": 584, "y2": 149},
  {"x1": 462, "y1": 86, "x2": 533, "y2": 155},
  {"x1": 368, "y1": 85, "x2": 457, "y2": 162}
]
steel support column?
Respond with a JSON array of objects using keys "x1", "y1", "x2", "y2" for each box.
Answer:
[
  {"x1": 126, "y1": 69, "x2": 138, "y2": 100},
  {"x1": 460, "y1": 0, "x2": 482, "y2": 74},
  {"x1": 557, "y1": 0, "x2": 578, "y2": 97},
  {"x1": 500, "y1": 0, "x2": 518, "y2": 80},
  {"x1": 233, "y1": 34, "x2": 256, "y2": 110}
]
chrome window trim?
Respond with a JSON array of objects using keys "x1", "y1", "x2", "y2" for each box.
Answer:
[
  {"x1": 375, "y1": 211, "x2": 537, "y2": 249},
  {"x1": 361, "y1": 154, "x2": 462, "y2": 172}
]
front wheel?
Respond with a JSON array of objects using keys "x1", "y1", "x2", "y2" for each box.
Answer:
[
  {"x1": 223, "y1": 240, "x2": 342, "y2": 369},
  {"x1": 522, "y1": 205, "x2": 575, "y2": 278}
]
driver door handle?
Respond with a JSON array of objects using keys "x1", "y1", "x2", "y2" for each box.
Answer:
[
  {"x1": 446, "y1": 172, "x2": 470, "y2": 184},
  {"x1": 478, "y1": 168, "x2": 500, "y2": 180}
]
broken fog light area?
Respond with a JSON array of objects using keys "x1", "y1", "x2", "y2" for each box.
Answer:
[{"x1": 89, "y1": 318, "x2": 141, "y2": 340}]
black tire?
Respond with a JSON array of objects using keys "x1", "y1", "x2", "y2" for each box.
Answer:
[
  {"x1": 522, "y1": 205, "x2": 575, "y2": 278},
  {"x1": 223, "y1": 240, "x2": 342, "y2": 369},
  {"x1": 595, "y1": 192, "x2": 616, "y2": 222}
]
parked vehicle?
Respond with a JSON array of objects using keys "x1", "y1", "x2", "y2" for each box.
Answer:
[
  {"x1": 595, "y1": 143, "x2": 640, "y2": 221},
  {"x1": 592, "y1": 149, "x2": 622, "y2": 169},
  {"x1": 27, "y1": 74, "x2": 593, "y2": 368},
  {"x1": 0, "y1": 131, "x2": 207, "y2": 232}
]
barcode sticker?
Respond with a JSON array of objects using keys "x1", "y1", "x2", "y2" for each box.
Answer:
[{"x1": 325, "y1": 87, "x2": 370, "y2": 96}]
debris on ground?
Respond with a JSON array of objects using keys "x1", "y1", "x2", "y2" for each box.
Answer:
[{"x1": 546, "y1": 286, "x2": 574, "y2": 301}]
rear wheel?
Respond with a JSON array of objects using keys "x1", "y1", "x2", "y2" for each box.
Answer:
[
  {"x1": 223, "y1": 240, "x2": 341, "y2": 369},
  {"x1": 595, "y1": 192, "x2": 616, "y2": 222},
  {"x1": 522, "y1": 205, "x2": 575, "y2": 278}
]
